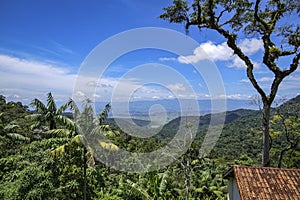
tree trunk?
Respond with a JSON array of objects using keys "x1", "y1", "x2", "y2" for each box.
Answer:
[
  {"x1": 83, "y1": 147, "x2": 87, "y2": 200},
  {"x1": 262, "y1": 103, "x2": 271, "y2": 167},
  {"x1": 277, "y1": 148, "x2": 287, "y2": 168},
  {"x1": 50, "y1": 119, "x2": 56, "y2": 130}
]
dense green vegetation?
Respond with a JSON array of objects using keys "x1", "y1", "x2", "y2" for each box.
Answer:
[{"x1": 0, "y1": 93, "x2": 299, "y2": 199}]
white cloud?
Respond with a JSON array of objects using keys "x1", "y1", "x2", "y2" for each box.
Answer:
[
  {"x1": 227, "y1": 56, "x2": 261, "y2": 69},
  {"x1": 167, "y1": 83, "x2": 186, "y2": 92},
  {"x1": 0, "y1": 54, "x2": 70, "y2": 76},
  {"x1": 0, "y1": 54, "x2": 76, "y2": 103},
  {"x1": 258, "y1": 76, "x2": 274, "y2": 82},
  {"x1": 159, "y1": 57, "x2": 177, "y2": 61},
  {"x1": 178, "y1": 38, "x2": 263, "y2": 69},
  {"x1": 240, "y1": 79, "x2": 250, "y2": 83},
  {"x1": 239, "y1": 38, "x2": 263, "y2": 54},
  {"x1": 178, "y1": 41, "x2": 232, "y2": 64}
]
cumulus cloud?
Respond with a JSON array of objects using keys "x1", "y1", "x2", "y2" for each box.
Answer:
[{"x1": 178, "y1": 38, "x2": 263, "y2": 68}]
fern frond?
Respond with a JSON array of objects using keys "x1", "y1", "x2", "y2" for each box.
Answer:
[
  {"x1": 47, "y1": 92, "x2": 57, "y2": 112},
  {"x1": 4, "y1": 124, "x2": 19, "y2": 130},
  {"x1": 51, "y1": 144, "x2": 66, "y2": 157},
  {"x1": 56, "y1": 98, "x2": 73, "y2": 114},
  {"x1": 55, "y1": 115, "x2": 75, "y2": 130},
  {"x1": 46, "y1": 129, "x2": 72, "y2": 137},
  {"x1": 30, "y1": 98, "x2": 47, "y2": 113},
  {"x1": 26, "y1": 113, "x2": 43, "y2": 121},
  {"x1": 70, "y1": 135, "x2": 83, "y2": 146},
  {"x1": 7, "y1": 133, "x2": 30, "y2": 142}
]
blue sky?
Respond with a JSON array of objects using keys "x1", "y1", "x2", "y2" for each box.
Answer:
[{"x1": 0, "y1": 0, "x2": 299, "y2": 106}]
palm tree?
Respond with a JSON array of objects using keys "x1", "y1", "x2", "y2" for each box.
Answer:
[
  {"x1": 27, "y1": 92, "x2": 73, "y2": 131},
  {"x1": 49, "y1": 99, "x2": 118, "y2": 200}
]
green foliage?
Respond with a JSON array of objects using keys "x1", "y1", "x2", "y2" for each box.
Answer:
[
  {"x1": 269, "y1": 100, "x2": 300, "y2": 168},
  {"x1": 1, "y1": 94, "x2": 299, "y2": 199},
  {"x1": 27, "y1": 92, "x2": 73, "y2": 131}
]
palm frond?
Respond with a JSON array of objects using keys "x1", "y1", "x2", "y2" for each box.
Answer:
[
  {"x1": 56, "y1": 98, "x2": 74, "y2": 114},
  {"x1": 30, "y1": 98, "x2": 47, "y2": 113},
  {"x1": 25, "y1": 113, "x2": 43, "y2": 121},
  {"x1": 50, "y1": 134, "x2": 82, "y2": 157},
  {"x1": 91, "y1": 124, "x2": 119, "y2": 137},
  {"x1": 99, "y1": 103, "x2": 111, "y2": 125},
  {"x1": 46, "y1": 128, "x2": 72, "y2": 137},
  {"x1": 50, "y1": 144, "x2": 66, "y2": 157},
  {"x1": 55, "y1": 115, "x2": 75, "y2": 130},
  {"x1": 69, "y1": 99, "x2": 80, "y2": 117},
  {"x1": 70, "y1": 135, "x2": 83, "y2": 146},
  {"x1": 4, "y1": 124, "x2": 19, "y2": 130},
  {"x1": 30, "y1": 121, "x2": 44, "y2": 130},
  {"x1": 7, "y1": 133, "x2": 30, "y2": 142},
  {"x1": 47, "y1": 92, "x2": 57, "y2": 112},
  {"x1": 44, "y1": 112, "x2": 53, "y2": 119}
]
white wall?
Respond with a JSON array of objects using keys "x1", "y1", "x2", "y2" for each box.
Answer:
[{"x1": 227, "y1": 178, "x2": 241, "y2": 200}]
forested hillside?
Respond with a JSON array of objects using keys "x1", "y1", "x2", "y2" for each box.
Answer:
[
  {"x1": 0, "y1": 94, "x2": 299, "y2": 199},
  {"x1": 160, "y1": 95, "x2": 300, "y2": 166}
]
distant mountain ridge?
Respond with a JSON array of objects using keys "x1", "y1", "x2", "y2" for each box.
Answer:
[
  {"x1": 96, "y1": 98, "x2": 254, "y2": 122},
  {"x1": 106, "y1": 95, "x2": 300, "y2": 139}
]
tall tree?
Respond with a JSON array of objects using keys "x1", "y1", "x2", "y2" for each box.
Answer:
[
  {"x1": 27, "y1": 92, "x2": 73, "y2": 131},
  {"x1": 49, "y1": 99, "x2": 118, "y2": 200},
  {"x1": 160, "y1": 0, "x2": 299, "y2": 166}
]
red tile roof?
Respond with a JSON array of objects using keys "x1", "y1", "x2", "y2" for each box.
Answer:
[{"x1": 226, "y1": 165, "x2": 300, "y2": 200}]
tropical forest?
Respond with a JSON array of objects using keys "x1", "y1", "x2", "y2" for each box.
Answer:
[
  {"x1": 1, "y1": 0, "x2": 300, "y2": 199},
  {"x1": 0, "y1": 92, "x2": 299, "y2": 199}
]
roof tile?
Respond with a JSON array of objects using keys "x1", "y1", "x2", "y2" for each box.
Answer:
[{"x1": 233, "y1": 165, "x2": 300, "y2": 200}]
